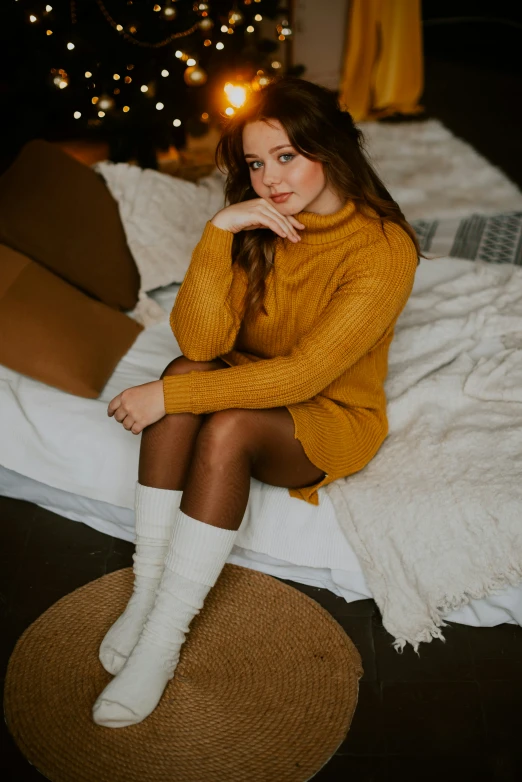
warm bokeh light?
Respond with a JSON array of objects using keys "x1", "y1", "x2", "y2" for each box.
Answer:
[
  {"x1": 173, "y1": 118, "x2": 181, "y2": 127},
  {"x1": 224, "y1": 82, "x2": 247, "y2": 108},
  {"x1": 225, "y1": 107, "x2": 235, "y2": 116}
]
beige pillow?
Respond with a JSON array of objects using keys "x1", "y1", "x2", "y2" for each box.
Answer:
[
  {"x1": 0, "y1": 139, "x2": 140, "y2": 311},
  {"x1": 0, "y1": 245, "x2": 143, "y2": 398}
]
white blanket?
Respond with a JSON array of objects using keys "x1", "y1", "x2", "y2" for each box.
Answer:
[{"x1": 325, "y1": 259, "x2": 522, "y2": 652}]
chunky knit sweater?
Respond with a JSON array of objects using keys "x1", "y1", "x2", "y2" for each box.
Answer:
[{"x1": 164, "y1": 198, "x2": 418, "y2": 505}]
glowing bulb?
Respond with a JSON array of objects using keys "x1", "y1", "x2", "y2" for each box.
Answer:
[
  {"x1": 175, "y1": 50, "x2": 182, "y2": 58},
  {"x1": 140, "y1": 85, "x2": 148, "y2": 92},
  {"x1": 254, "y1": 14, "x2": 262, "y2": 21},
  {"x1": 58, "y1": 80, "x2": 67, "y2": 89},
  {"x1": 46, "y1": 4, "x2": 52, "y2": 10},
  {"x1": 216, "y1": 42, "x2": 224, "y2": 50},
  {"x1": 246, "y1": 26, "x2": 254, "y2": 32},
  {"x1": 29, "y1": 15, "x2": 37, "y2": 22},
  {"x1": 187, "y1": 58, "x2": 196, "y2": 66},
  {"x1": 116, "y1": 24, "x2": 123, "y2": 31},
  {"x1": 46, "y1": 29, "x2": 53, "y2": 35},
  {"x1": 203, "y1": 39, "x2": 212, "y2": 46},
  {"x1": 153, "y1": 4, "x2": 161, "y2": 10},
  {"x1": 161, "y1": 69, "x2": 169, "y2": 77},
  {"x1": 92, "y1": 96, "x2": 99, "y2": 104},
  {"x1": 224, "y1": 82, "x2": 247, "y2": 108},
  {"x1": 271, "y1": 60, "x2": 282, "y2": 69},
  {"x1": 67, "y1": 42, "x2": 75, "y2": 50},
  {"x1": 124, "y1": 76, "x2": 132, "y2": 83},
  {"x1": 73, "y1": 111, "x2": 81, "y2": 119},
  {"x1": 113, "y1": 73, "x2": 120, "y2": 80},
  {"x1": 173, "y1": 118, "x2": 181, "y2": 127},
  {"x1": 98, "y1": 110, "x2": 105, "y2": 118},
  {"x1": 156, "y1": 102, "x2": 164, "y2": 110},
  {"x1": 220, "y1": 25, "x2": 227, "y2": 32},
  {"x1": 225, "y1": 107, "x2": 235, "y2": 116},
  {"x1": 84, "y1": 71, "x2": 92, "y2": 78},
  {"x1": 123, "y1": 106, "x2": 130, "y2": 112}
]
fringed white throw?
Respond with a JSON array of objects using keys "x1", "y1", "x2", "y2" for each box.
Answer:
[{"x1": 326, "y1": 258, "x2": 522, "y2": 652}]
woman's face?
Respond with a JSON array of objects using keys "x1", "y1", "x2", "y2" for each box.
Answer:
[{"x1": 242, "y1": 119, "x2": 344, "y2": 216}]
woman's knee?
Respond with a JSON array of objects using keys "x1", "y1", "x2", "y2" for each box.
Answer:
[{"x1": 161, "y1": 355, "x2": 227, "y2": 379}]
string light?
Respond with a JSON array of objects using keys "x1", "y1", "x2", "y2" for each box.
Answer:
[{"x1": 32, "y1": 2, "x2": 275, "y2": 134}]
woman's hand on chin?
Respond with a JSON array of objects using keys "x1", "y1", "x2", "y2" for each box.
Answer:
[{"x1": 107, "y1": 380, "x2": 166, "y2": 435}]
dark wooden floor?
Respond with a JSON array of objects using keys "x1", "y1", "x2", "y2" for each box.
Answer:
[{"x1": 2, "y1": 52, "x2": 522, "y2": 781}]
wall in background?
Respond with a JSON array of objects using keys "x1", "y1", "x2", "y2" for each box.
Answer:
[{"x1": 292, "y1": 0, "x2": 350, "y2": 90}]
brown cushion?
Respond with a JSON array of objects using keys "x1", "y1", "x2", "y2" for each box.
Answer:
[
  {"x1": 0, "y1": 139, "x2": 140, "y2": 311},
  {"x1": 0, "y1": 245, "x2": 143, "y2": 398}
]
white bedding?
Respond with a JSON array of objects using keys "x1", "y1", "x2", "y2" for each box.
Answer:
[{"x1": 1, "y1": 255, "x2": 521, "y2": 632}]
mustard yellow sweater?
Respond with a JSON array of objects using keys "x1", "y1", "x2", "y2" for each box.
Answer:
[{"x1": 164, "y1": 198, "x2": 418, "y2": 505}]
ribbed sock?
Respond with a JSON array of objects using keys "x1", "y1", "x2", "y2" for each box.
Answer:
[
  {"x1": 92, "y1": 508, "x2": 239, "y2": 728},
  {"x1": 98, "y1": 483, "x2": 183, "y2": 675}
]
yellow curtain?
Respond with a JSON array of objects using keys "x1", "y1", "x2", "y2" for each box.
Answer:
[{"x1": 339, "y1": 0, "x2": 424, "y2": 122}]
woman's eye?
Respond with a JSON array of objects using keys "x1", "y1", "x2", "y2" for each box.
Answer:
[{"x1": 248, "y1": 153, "x2": 295, "y2": 171}]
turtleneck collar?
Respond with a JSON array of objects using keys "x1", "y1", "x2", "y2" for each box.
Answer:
[{"x1": 295, "y1": 198, "x2": 375, "y2": 245}]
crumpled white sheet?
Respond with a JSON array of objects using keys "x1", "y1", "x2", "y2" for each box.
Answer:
[
  {"x1": 325, "y1": 259, "x2": 522, "y2": 652},
  {"x1": 93, "y1": 161, "x2": 227, "y2": 326}
]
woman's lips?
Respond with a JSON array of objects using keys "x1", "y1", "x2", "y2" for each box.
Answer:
[{"x1": 270, "y1": 192, "x2": 292, "y2": 204}]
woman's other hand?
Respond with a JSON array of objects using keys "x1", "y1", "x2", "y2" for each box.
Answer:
[
  {"x1": 107, "y1": 380, "x2": 166, "y2": 435},
  {"x1": 211, "y1": 198, "x2": 305, "y2": 243}
]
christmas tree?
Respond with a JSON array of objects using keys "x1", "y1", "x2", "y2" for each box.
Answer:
[{"x1": 5, "y1": 0, "x2": 304, "y2": 168}]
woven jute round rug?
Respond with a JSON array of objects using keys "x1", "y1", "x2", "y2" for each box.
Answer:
[{"x1": 4, "y1": 563, "x2": 363, "y2": 782}]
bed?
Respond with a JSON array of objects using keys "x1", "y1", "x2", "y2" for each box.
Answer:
[
  {"x1": 2, "y1": 255, "x2": 522, "y2": 633},
  {"x1": 2, "y1": 118, "x2": 522, "y2": 642}
]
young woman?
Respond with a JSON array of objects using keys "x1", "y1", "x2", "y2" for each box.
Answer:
[{"x1": 92, "y1": 77, "x2": 420, "y2": 727}]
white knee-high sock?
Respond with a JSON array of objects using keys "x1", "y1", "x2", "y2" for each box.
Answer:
[
  {"x1": 92, "y1": 508, "x2": 239, "y2": 728},
  {"x1": 98, "y1": 483, "x2": 183, "y2": 675}
]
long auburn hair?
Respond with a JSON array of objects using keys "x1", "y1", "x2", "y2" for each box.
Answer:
[{"x1": 215, "y1": 76, "x2": 422, "y2": 323}]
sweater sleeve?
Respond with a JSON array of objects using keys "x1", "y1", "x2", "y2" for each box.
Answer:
[
  {"x1": 169, "y1": 220, "x2": 244, "y2": 362},
  {"x1": 163, "y1": 232, "x2": 418, "y2": 415}
]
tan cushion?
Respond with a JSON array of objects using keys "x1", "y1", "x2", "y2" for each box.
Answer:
[
  {"x1": 0, "y1": 139, "x2": 140, "y2": 311},
  {"x1": 0, "y1": 245, "x2": 143, "y2": 398}
]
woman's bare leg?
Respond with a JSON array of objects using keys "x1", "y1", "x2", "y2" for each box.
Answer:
[{"x1": 138, "y1": 355, "x2": 230, "y2": 490}]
